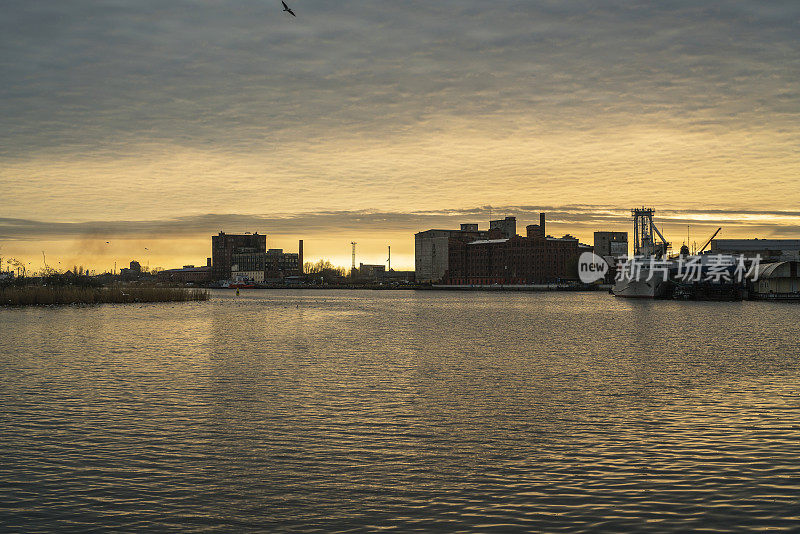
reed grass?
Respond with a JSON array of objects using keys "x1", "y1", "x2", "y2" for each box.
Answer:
[{"x1": 0, "y1": 286, "x2": 210, "y2": 306}]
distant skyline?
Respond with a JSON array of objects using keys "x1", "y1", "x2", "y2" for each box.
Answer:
[
  {"x1": 2, "y1": 1, "x2": 798, "y2": 270},
  {"x1": 3, "y1": 206, "x2": 799, "y2": 273}
]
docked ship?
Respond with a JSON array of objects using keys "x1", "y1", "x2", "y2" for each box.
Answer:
[
  {"x1": 612, "y1": 273, "x2": 668, "y2": 298},
  {"x1": 612, "y1": 207, "x2": 671, "y2": 298},
  {"x1": 611, "y1": 210, "x2": 749, "y2": 299}
]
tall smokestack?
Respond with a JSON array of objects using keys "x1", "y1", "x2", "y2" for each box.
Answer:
[
  {"x1": 298, "y1": 240, "x2": 304, "y2": 273},
  {"x1": 539, "y1": 213, "x2": 546, "y2": 236}
]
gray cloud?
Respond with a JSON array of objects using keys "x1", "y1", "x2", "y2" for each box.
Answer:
[
  {"x1": 2, "y1": 0, "x2": 799, "y2": 253},
  {"x1": 2, "y1": 205, "x2": 798, "y2": 240},
  {"x1": 2, "y1": 0, "x2": 798, "y2": 156}
]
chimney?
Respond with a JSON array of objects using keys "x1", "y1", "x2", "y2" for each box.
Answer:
[
  {"x1": 298, "y1": 240, "x2": 304, "y2": 272},
  {"x1": 539, "y1": 213, "x2": 546, "y2": 235}
]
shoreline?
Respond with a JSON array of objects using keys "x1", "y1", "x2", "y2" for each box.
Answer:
[
  {"x1": 0, "y1": 286, "x2": 210, "y2": 306},
  {"x1": 207, "y1": 283, "x2": 611, "y2": 292}
]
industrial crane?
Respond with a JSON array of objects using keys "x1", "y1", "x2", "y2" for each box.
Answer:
[{"x1": 699, "y1": 227, "x2": 722, "y2": 253}]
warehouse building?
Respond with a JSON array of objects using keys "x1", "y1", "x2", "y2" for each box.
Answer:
[
  {"x1": 357, "y1": 263, "x2": 415, "y2": 283},
  {"x1": 711, "y1": 239, "x2": 800, "y2": 262},
  {"x1": 445, "y1": 216, "x2": 583, "y2": 284},
  {"x1": 213, "y1": 232, "x2": 302, "y2": 282},
  {"x1": 416, "y1": 213, "x2": 589, "y2": 284},
  {"x1": 158, "y1": 262, "x2": 212, "y2": 284},
  {"x1": 212, "y1": 232, "x2": 267, "y2": 280},
  {"x1": 594, "y1": 231, "x2": 629, "y2": 258},
  {"x1": 751, "y1": 261, "x2": 800, "y2": 299},
  {"x1": 415, "y1": 224, "x2": 487, "y2": 283}
]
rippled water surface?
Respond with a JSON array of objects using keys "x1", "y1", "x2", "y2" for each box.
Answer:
[{"x1": 1, "y1": 290, "x2": 799, "y2": 532}]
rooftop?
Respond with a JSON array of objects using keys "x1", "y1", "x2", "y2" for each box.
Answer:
[
  {"x1": 163, "y1": 266, "x2": 211, "y2": 273},
  {"x1": 468, "y1": 239, "x2": 510, "y2": 245},
  {"x1": 714, "y1": 239, "x2": 800, "y2": 249}
]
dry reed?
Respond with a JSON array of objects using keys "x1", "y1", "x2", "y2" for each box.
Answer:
[{"x1": 0, "y1": 286, "x2": 210, "y2": 306}]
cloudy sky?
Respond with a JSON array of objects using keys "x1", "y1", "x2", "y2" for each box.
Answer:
[{"x1": 1, "y1": 0, "x2": 798, "y2": 270}]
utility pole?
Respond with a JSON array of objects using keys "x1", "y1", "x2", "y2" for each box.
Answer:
[
  {"x1": 351, "y1": 242, "x2": 357, "y2": 278},
  {"x1": 387, "y1": 245, "x2": 391, "y2": 271}
]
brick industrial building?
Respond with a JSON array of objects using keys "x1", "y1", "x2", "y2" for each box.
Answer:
[
  {"x1": 211, "y1": 232, "x2": 303, "y2": 282},
  {"x1": 446, "y1": 214, "x2": 585, "y2": 284},
  {"x1": 417, "y1": 213, "x2": 588, "y2": 285},
  {"x1": 158, "y1": 260, "x2": 213, "y2": 284},
  {"x1": 230, "y1": 248, "x2": 302, "y2": 282},
  {"x1": 211, "y1": 232, "x2": 267, "y2": 280},
  {"x1": 356, "y1": 263, "x2": 415, "y2": 284},
  {"x1": 414, "y1": 224, "x2": 489, "y2": 283},
  {"x1": 593, "y1": 231, "x2": 629, "y2": 259}
]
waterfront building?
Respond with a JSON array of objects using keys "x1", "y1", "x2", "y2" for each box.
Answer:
[
  {"x1": 446, "y1": 232, "x2": 582, "y2": 285},
  {"x1": 157, "y1": 263, "x2": 212, "y2": 284},
  {"x1": 212, "y1": 232, "x2": 267, "y2": 280},
  {"x1": 489, "y1": 216, "x2": 517, "y2": 239},
  {"x1": 266, "y1": 249, "x2": 300, "y2": 278},
  {"x1": 212, "y1": 232, "x2": 302, "y2": 282},
  {"x1": 444, "y1": 213, "x2": 584, "y2": 285},
  {"x1": 594, "y1": 231, "x2": 629, "y2": 258},
  {"x1": 355, "y1": 263, "x2": 415, "y2": 283},
  {"x1": 383, "y1": 269, "x2": 415, "y2": 283},
  {"x1": 416, "y1": 212, "x2": 586, "y2": 284},
  {"x1": 358, "y1": 263, "x2": 386, "y2": 282},
  {"x1": 415, "y1": 224, "x2": 488, "y2": 283},
  {"x1": 119, "y1": 260, "x2": 143, "y2": 280},
  {"x1": 751, "y1": 261, "x2": 800, "y2": 299},
  {"x1": 711, "y1": 239, "x2": 800, "y2": 262},
  {"x1": 230, "y1": 249, "x2": 301, "y2": 282},
  {"x1": 230, "y1": 251, "x2": 265, "y2": 282}
]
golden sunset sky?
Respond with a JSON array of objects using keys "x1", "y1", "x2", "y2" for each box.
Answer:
[{"x1": 1, "y1": 1, "x2": 798, "y2": 272}]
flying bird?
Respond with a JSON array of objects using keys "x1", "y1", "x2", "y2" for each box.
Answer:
[{"x1": 281, "y1": 1, "x2": 296, "y2": 16}]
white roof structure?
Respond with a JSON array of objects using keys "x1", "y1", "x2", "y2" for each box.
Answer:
[
  {"x1": 755, "y1": 261, "x2": 800, "y2": 279},
  {"x1": 468, "y1": 239, "x2": 510, "y2": 245}
]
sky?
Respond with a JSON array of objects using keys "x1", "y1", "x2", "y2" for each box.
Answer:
[{"x1": 1, "y1": 0, "x2": 798, "y2": 272}]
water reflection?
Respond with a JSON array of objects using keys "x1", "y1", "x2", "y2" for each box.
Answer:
[{"x1": 1, "y1": 291, "x2": 799, "y2": 532}]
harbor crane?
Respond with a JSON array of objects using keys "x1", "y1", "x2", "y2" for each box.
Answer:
[
  {"x1": 632, "y1": 208, "x2": 670, "y2": 258},
  {"x1": 698, "y1": 227, "x2": 722, "y2": 254}
]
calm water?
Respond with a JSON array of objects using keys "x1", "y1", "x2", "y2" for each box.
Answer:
[{"x1": 1, "y1": 290, "x2": 799, "y2": 532}]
